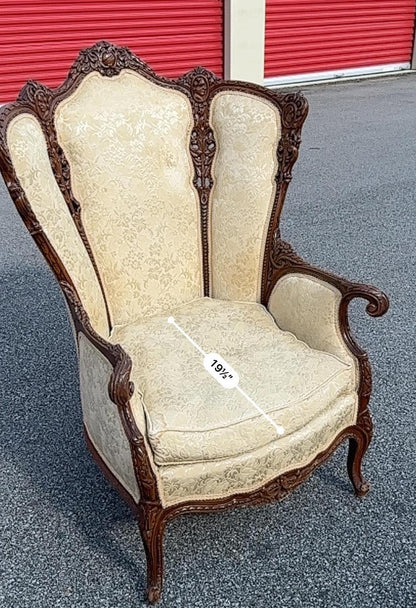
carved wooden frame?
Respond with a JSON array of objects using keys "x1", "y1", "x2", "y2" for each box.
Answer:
[{"x1": 0, "y1": 41, "x2": 389, "y2": 604}]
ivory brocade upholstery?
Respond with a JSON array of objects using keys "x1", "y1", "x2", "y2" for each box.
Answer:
[
  {"x1": 268, "y1": 273, "x2": 357, "y2": 365},
  {"x1": 210, "y1": 92, "x2": 281, "y2": 301},
  {"x1": 54, "y1": 70, "x2": 203, "y2": 327},
  {"x1": 111, "y1": 298, "x2": 356, "y2": 465},
  {"x1": 78, "y1": 333, "x2": 142, "y2": 502},
  {"x1": 111, "y1": 297, "x2": 357, "y2": 505},
  {"x1": 6, "y1": 67, "x2": 361, "y2": 507},
  {"x1": 7, "y1": 113, "x2": 108, "y2": 336}
]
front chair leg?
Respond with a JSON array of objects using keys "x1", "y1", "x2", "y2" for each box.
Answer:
[
  {"x1": 347, "y1": 432, "x2": 371, "y2": 497},
  {"x1": 138, "y1": 502, "x2": 166, "y2": 604}
]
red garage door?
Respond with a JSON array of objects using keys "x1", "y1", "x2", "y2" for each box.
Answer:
[
  {"x1": 0, "y1": 0, "x2": 223, "y2": 103},
  {"x1": 265, "y1": 0, "x2": 416, "y2": 85}
]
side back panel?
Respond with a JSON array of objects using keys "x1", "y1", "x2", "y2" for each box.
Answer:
[
  {"x1": 6, "y1": 112, "x2": 108, "y2": 336},
  {"x1": 209, "y1": 91, "x2": 282, "y2": 301}
]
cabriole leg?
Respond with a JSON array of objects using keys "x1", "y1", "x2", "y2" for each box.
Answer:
[
  {"x1": 347, "y1": 433, "x2": 371, "y2": 497},
  {"x1": 138, "y1": 503, "x2": 166, "y2": 604}
]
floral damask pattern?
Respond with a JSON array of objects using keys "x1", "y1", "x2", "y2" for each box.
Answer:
[
  {"x1": 268, "y1": 273, "x2": 358, "y2": 385},
  {"x1": 7, "y1": 113, "x2": 108, "y2": 336},
  {"x1": 209, "y1": 92, "x2": 281, "y2": 302},
  {"x1": 160, "y1": 393, "x2": 357, "y2": 505},
  {"x1": 78, "y1": 333, "x2": 140, "y2": 502},
  {"x1": 55, "y1": 70, "x2": 203, "y2": 327},
  {"x1": 110, "y1": 297, "x2": 357, "y2": 469}
]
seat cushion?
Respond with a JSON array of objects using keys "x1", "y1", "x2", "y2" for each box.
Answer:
[
  {"x1": 110, "y1": 298, "x2": 357, "y2": 467},
  {"x1": 112, "y1": 298, "x2": 355, "y2": 466},
  {"x1": 158, "y1": 390, "x2": 357, "y2": 505}
]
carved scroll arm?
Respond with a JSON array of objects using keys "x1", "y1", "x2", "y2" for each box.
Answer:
[
  {"x1": 266, "y1": 237, "x2": 389, "y2": 365},
  {"x1": 61, "y1": 281, "x2": 161, "y2": 502},
  {"x1": 60, "y1": 281, "x2": 143, "y2": 443}
]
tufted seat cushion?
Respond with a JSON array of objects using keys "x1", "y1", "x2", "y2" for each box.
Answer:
[{"x1": 110, "y1": 298, "x2": 357, "y2": 468}]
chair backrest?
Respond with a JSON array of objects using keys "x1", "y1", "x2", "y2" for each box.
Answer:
[{"x1": 0, "y1": 41, "x2": 308, "y2": 336}]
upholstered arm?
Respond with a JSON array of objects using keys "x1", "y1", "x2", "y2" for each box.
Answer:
[
  {"x1": 77, "y1": 331, "x2": 141, "y2": 502},
  {"x1": 61, "y1": 282, "x2": 160, "y2": 504},
  {"x1": 266, "y1": 239, "x2": 389, "y2": 369}
]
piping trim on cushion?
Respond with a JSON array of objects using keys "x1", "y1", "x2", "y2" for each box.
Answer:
[
  {"x1": 147, "y1": 364, "x2": 351, "y2": 439},
  {"x1": 160, "y1": 393, "x2": 358, "y2": 506}
]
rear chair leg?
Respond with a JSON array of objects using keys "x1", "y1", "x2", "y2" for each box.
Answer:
[
  {"x1": 138, "y1": 503, "x2": 166, "y2": 604},
  {"x1": 347, "y1": 433, "x2": 371, "y2": 496}
]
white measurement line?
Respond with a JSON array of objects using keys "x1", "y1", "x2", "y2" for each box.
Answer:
[
  {"x1": 167, "y1": 316, "x2": 284, "y2": 436},
  {"x1": 236, "y1": 386, "x2": 284, "y2": 435},
  {"x1": 168, "y1": 317, "x2": 206, "y2": 356}
]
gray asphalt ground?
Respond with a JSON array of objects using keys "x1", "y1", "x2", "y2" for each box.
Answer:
[{"x1": 1, "y1": 74, "x2": 415, "y2": 608}]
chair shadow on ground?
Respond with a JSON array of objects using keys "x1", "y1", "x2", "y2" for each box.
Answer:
[{"x1": 1, "y1": 264, "x2": 147, "y2": 584}]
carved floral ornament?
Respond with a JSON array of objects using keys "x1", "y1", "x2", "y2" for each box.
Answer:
[{"x1": 0, "y1": 41, "x2": 389, "y2": 604}]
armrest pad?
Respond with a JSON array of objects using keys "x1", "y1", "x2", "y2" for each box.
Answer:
[
  {"x1": 78, "y1": 332, "x2": 141, "y2": 501},
  {"x1": 268, "y1": 273, "x2": 354, "y2": 364},
  {"x1": 61, "y1": 281, "x2": 135, "y2": 411},
  {"x1": 61, "y1": 281, "x2": 161, "y2": 501},
  {"x1": 266, "y1": 238, "x2": 389, "y2": 366}
]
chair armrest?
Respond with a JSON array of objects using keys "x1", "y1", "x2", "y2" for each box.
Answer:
[
  {"x1": 61, "y1": 281, "x2": 136, "y2": 417},
  {"x1": 266, "y1": 238, "x2": 389, "y2": 369},
  {"x1": 61, "y1": 281, "x2": 159, "y2": 502}
]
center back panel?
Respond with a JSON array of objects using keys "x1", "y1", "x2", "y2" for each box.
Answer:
[{"x1": 55, "y1": 69, "x2": 202, "y2": 327}]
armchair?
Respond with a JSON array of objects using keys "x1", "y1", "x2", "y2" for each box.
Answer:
[{"x1": 0, "y1": 41, "x2": 389, "y2": 603}]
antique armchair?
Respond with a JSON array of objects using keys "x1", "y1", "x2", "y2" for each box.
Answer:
[{"x1": 0, "y1": 42, "x2": 389, "y2": 603}]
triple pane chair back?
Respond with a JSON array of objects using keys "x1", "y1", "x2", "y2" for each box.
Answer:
[
  {"x1": 1, "y1": 40, "x2": 306, "y2": 337},
  {"x1": 0, "y1": 42, "x2": 389, "y2": 604}
]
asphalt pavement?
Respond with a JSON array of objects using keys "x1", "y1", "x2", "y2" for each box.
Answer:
[{"x1": 1, "y1": 73, "x2": 415, "y2": 608}]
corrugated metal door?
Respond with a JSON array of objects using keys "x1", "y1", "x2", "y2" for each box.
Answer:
[
  {"x1": 0, "y1": 0, "x2": 223, "y2": 103},
  {"x1": 265, "y1": 0, "x2": 416, "y2": 84}
]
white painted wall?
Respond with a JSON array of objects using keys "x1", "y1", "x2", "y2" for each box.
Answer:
[{"x1": 224, "y1": 0, "x2": 266, "y2": 84}]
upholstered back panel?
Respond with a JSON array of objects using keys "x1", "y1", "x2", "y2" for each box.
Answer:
[
  {"x1": 209, "y1": 91, "x2": 281, "y2": 301},
  {"x1": 54, "y1": 70, "x2": 202, "y2": 327},
  {"x1": 7, "y1": 113, "x2": 109, "y2": 336}
]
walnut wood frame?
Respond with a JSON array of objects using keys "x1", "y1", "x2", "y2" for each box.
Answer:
[{"x1": 0, "y1": 41, "x2": 389, "y2": 604}]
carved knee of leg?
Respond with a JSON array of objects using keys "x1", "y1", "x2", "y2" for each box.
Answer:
[{"x1": 347, "y1": 434, "x2": 370, "y2": 497}]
